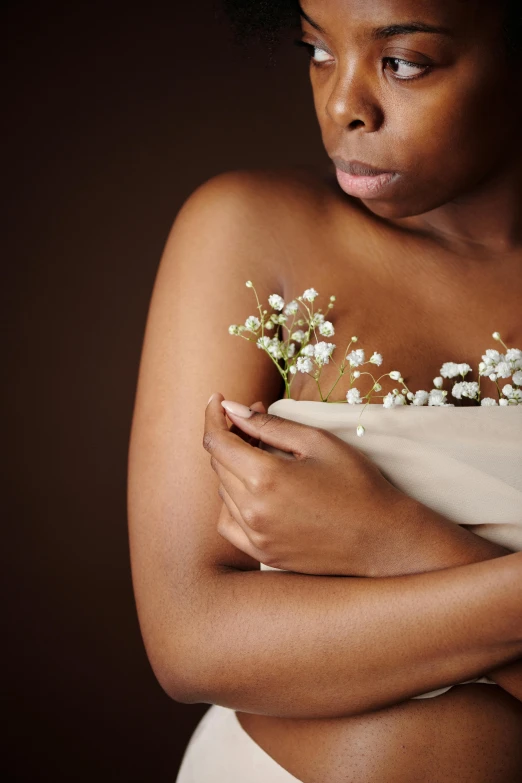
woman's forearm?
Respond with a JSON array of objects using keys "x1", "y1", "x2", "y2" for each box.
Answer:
[
  {"x1": 169, "y1": 549, "x2": 522, "y2": 719},
  {"x1": 381, "y1": 498, "x2": 522, "y2": 700}
]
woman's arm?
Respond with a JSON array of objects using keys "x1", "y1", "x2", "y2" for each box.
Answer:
[
  {"x1": 173, "y1": 550, "x2": 522, "y2": 718},
  {"x1": 127, "y1": 171, "x2": 522, "y2": 722},
  {"x1": 363, "y1": 498, "x2": 522, "y2": 700}
]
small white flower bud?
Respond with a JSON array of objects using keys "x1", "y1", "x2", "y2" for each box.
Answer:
[
  {"x1": 492, "y1": 331, "x2": 501, "y2": 341},
  {"x1": 406, "y1": 391, "x2": 414, "y2": 400},
  {"x1": 353, "y1": 370, "x2": 360, "y2": 378},
  {"x1": 489, "y1": 373, "x2": 497, "y2": 381},
  {"x1": 245, "y1": 280, "x2": 253, "y2": 288},
  {"x1": 351, "y1": 336, "x2": 358, "y2": 342},
  {"x1": 389, "y1": 370, "x2": 401, "y2": 380},
  {"x1": 433, "y1": 376, "x2": 443, "y2": 388},
  {"x1": 356, "y1": 425, "x2": 365, "y2": 437},
  {"x1": 330, "y1": 295, "x2": 336, "y2": 301},
  {"x1": 373, "y1": 383, "x2": 382, "y2": 392}
]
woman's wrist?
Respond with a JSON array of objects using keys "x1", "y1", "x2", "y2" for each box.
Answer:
[{"x1": 367, "y1": 495, "x2": 513, "y2": 579}]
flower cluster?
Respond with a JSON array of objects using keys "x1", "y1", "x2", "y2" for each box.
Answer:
[{"x1": 228, "y1": 282, "x2": 521, "y2": 436}]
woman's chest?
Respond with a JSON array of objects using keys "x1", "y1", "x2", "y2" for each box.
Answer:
[
  {"x1": 236, "y1": 684, "x2": 522, "y2": 782},
  {"x1": 280, "y1": 229, "x2": 522, "y2": 403}
]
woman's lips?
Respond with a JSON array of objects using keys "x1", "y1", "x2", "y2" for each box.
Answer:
[
  {"x1": 331, "y1": 157, "x2": 398, "y2": 199},
  {"x1": 335, "y1": 167, "x2": 398, "y2": 199}
]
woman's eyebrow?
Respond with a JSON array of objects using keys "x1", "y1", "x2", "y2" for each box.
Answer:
[
  {"x1": 372, "y1": 22, "x2": 452, "y2": 39},
  {"x1": 298, "y1": 6, "x2": 451, "y2": 40},
  {"x1": 298, "y1": 7, "x2": 327, "y2": 34}
]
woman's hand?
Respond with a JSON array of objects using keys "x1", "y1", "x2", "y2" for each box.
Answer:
[{"x1": 204, "y1": 393, "x2": 417, "y2": 576}]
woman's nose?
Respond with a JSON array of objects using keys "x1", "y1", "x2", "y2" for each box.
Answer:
[{"x1": 325, "y1": 66, "x2": 384, "y2": 132}]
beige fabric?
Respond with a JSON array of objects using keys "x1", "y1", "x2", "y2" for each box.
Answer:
[{"x1": 260, "y1": 400, "x2": 522, "y2": 699}]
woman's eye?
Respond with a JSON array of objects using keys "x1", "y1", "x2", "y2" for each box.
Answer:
[
  {"x1": 293, "y1": 39, "x2": 332, "y2": 67},
  {"x1": 309, "y1": 45, "x2": 332, "y2": 64},
  {"x1": 383, "y1": 57, "x2": 429, "y2": 80}
]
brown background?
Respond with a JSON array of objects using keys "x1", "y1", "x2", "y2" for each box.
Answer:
[{"x1": 4, "y1": 0, "x2": 326, "y2": 779}]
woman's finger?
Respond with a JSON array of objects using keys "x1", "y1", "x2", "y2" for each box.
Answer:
[
  {"x1": 216, "y1": 502, "x2": 263, "y2": 562},
  {"x1": 204, "y1": 394, "x2": 278, "y2": 484}
]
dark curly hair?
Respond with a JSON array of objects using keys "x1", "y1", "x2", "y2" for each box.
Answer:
[{"x1": 221, "y1": 0, "x2": 522, "y2": 63}]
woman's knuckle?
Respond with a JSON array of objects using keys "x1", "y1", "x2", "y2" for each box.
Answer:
[
  {"x1": 202, "y1": 431, "x2": 215, "y2": 452},
  {"x1": 242, "y1": 503, "x2": 263, "y2": 530},
  {"x1": 248, "y1": 466, "x2": 276, "y2": 494}
]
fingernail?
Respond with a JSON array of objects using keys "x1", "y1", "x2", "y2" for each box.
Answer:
[
  {"x1": 207, "y1": 393, "x2": 216, "y2": 405},
  {"x1": 221, "y1": 400, "x2": 253, "y2": 418}
]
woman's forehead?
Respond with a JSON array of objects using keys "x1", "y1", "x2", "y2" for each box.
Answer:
[{"x1": 299, "y1": 0, "x2": 501, "y2": 35}]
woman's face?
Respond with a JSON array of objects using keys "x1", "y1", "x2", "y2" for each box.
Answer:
[{"x1": 298, "y1": 0, "x2": 522, "y2": 218}]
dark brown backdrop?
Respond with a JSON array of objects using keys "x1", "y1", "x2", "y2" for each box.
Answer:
[{"x1": 4, "y1": 0, "x2": 326, "y2": 780}]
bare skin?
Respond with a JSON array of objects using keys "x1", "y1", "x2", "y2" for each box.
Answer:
[
  {"x1": 128, "y1": 0, "x2": 522, "y2": 780},
  {"x1": 230, "y1": 163, "x2": 522, "y2": 782}
]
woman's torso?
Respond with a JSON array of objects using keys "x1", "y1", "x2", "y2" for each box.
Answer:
[{"x1": 233, "y1": 163, "x2": 522, "y2": 782}]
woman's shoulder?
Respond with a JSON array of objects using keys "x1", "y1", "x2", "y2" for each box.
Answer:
[
  {"x1": 185, "y1": 163, "x2": 364, "y2": 230},
  {"x1": 179, "y1": 164, "x2": 369, "y2": 283}
]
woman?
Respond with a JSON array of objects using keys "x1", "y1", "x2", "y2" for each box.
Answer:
[{"x1": 127, "y1": 0, "x2": 522, "y2": 780}]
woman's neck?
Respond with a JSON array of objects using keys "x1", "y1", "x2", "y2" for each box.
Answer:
[{"x1": 391, "y1": 153, "x2": 522, "y2": 260}]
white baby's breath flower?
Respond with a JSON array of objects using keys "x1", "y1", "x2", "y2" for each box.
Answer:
[
  {"x1": 318, "y1": 320, "x2": 335, "y2": 337},
  {"x1": 314, "y1": 341, "x2": 336, "y2": 366},
  {"x1": 356, "y1": 425, "x2": 365, "y2": 437},
  {"x1": 301, "y1": 344, "x2": 315, "y2": 357},
  {"x1": 480, "y1": 349, "x2": 503, "y2": 375},
  {"x1": 257, "y1": 335, "x2": 271, "y2": 349},
  {"x1": 499, "y1": 398, "x2": 509, "y2": 406},
  {"x1": 268, "y1": 294, "x2": 285, "y2": 311},
  {"x1": 489, "y1": 373, "x2": 497, "y2": 381},
  {"x1": 480, "y1": 397, "x2": 497, "y2": 405},
  {"x1": 245, "y1": 280, "x2": 253, "y2": 288},
  {"x1": 412, "y1": 390, "x2": 429, "y2": 406},
  {"x1": 286, "y1": 343, "x2": 296, "y2": 359},
  {"x1": 284, "y1": 300, "x2": 299, "y2": 315},
  {"x1": 433, "y1": 376, "x2": 443, "y2": 389},
  {"x1": 228, "y1": 324, "x2": 240, "y2": 335},
  {"x1": 383, "y1": 393, "x2": 395, "y2": 408},
  {"x1": 264, "y1": 320, "x2": 275, "y2": 330},
  {"x1": 512, "y1": 370, "x2": 522, "y2": 386},
  {"x1": 369, "y1": 352, "x2": 383, "y2": 365},
  {"x1": 296, "y1": 356, "x2": 313, "y2": 373},
  {"x1": 428, "y1": 389, "x2": 448, "y2": 406},
  {"x1": 311, "y1": 312, "x2": 325, "y2": 326},
  {"x1": 373, "y1": 382, "x2": 382, "y2": 391},
  {"x1": 346, "y1": 387, "x2": 363, "y2": 404},
  {"x1": 291, "y1": 330, "x2": 307, "y2": 342},
  {"x1": 347, "y1": 348, "x2": 365, "y2": 367},
  {"x1": 267, "y1": 338, "x2": 284, "y2": 359},
  {"x1": 353, "y1": 370, "x2": 361, "y2": 378},
  {"x1": 382, "y1": 391, "x2": 405, "y2": 407},
  {"x1": 289, "y1": 364, "x2": 297, "y2": 374},
  {"x1": 244, "y1": 315, "x2": 261, "y2": 332},
  {"x1": 451, "y1": 381, "x2": 479, "y2": 400},
  {"x1": 495, "y1": 361, "x2": 512, "y2": 378},
  {"x1": 440, "y1": 362, "x2": 461, "y2": 378},
  {"x1": 502, "y1": 384, "x2": 522, "y2": 402},
  {"x1": 389, "y1": 370, "x2": 401, "y2": 381},
  {"x1": 506, "y1": 348, "x2": 522, "y2": 364},
  {"x1": 302, "y1": 288, "x2": 319, "y2": 302},
  {"x1": 492, "y1": 331, "x2": 501, "y2": 340}
]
